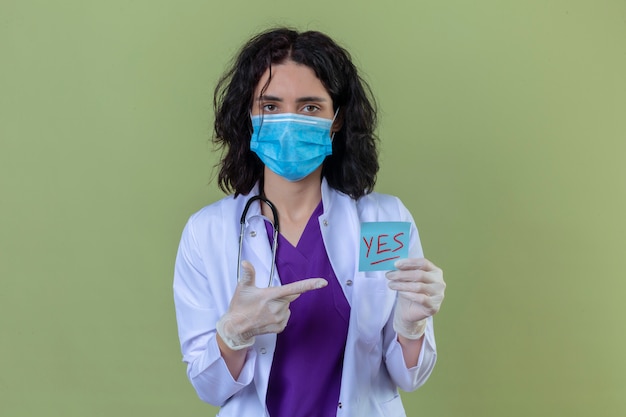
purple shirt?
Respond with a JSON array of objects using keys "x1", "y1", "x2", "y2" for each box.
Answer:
[{"x1": 264, "y1": 202, "x2": 350, "y2": 417}]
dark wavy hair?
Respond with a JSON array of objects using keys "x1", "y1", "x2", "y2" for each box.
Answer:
[{"x1": 213, "y1": 27, "x2": 379, "y2": 199}]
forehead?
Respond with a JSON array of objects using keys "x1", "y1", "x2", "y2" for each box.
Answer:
[{"x1": 254, "y1": 60, "x2": 330, "y2": 98}]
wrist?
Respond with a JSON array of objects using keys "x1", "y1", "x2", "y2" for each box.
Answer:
[
  {"x1": 393, "y1": 315, "x2": 427, "y2": 340},
  {"x1": 216, "y1": 314, "x2": 255, "y2": 351}
]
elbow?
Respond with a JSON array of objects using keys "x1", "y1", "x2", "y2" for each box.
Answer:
[
  {"x1": 405, "y1": 351, "x2": 438, "y2": 392},
  {"x1": 186, "y1": 361, "x2": 244, "y2": 407},
  {"x1": 194, "y1": 387, "x2": 226, "y2": 407},
  {"x1": 188, "y1": 372, "x2": 229, "y2": 407}
]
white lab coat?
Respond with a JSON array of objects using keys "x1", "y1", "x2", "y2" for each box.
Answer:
[{"x1": 173, "y1": 178, "x2": 437, "y2": 416}]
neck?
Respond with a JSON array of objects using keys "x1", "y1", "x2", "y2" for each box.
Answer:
[{"x1": 261, "y1": 168, "x2": 323, "y2": 245}]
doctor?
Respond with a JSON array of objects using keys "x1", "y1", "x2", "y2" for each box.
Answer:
[{"x1": 173, "y1": 28, "x2": 446, "y2": 416}]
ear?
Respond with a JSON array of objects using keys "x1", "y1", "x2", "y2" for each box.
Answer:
[{"x1": 331, "y1": 109, "x2": 344, "y2": 135}]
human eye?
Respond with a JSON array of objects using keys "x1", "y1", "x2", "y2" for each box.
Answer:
[
  {"x1": 262, "y1": 104, "x2": 278, "y2": 112},
  {"x1": 301, "y1": 104, "x2": 321, "y2": 113}
]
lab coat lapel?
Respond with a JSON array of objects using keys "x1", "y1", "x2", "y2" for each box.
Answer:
[{"x1": 319, "y1": 179, "x2": 360, "y2": 304}]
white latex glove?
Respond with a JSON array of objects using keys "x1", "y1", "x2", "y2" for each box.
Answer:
[
  {"x1": 386, "y1": 258, "x2": 446, "y2": 340},
  {"x1": 216, "y1": 260, "x2": 328, "y2": 350}
]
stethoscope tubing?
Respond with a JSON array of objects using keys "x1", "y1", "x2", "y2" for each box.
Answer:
[{"x1": 237, "y1": 195, "x2": 280, "y2": 287}]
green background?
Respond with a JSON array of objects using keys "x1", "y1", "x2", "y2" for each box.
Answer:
[{"x1": 1, "y1": 0, "x2": 625, "y2": 416}]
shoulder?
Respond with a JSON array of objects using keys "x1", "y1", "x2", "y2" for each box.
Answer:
[
  {"x1": 184, "y1": 194, "x2": 247, "y2": 237},
  {"x1": 357, "y1": 191, "x2": 403, "y2": 207},
  {"x1": 323, "y1": 180, "x2": 403, "y2": 213},
  {"x1": 355, "y1": 191, "x2": 411, "y2": 221},
  {"x1": 323, "y1": 183, "x2": 413, "y2": 222}
]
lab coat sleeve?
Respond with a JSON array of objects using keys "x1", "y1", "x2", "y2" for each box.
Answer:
[
  {"x1": 383, "y1": 196, "x2": 438, "y2": 392},
  {"x1": 383, "y1": 316, "x2": 438, "y2": 392},
  {"x1": 173, "y1": 214, "x2": 256, "y2": 405}
]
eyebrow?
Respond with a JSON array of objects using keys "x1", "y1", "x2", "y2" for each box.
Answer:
[{"x1": 257, "y1": 95, "x2": 328, "y2": 103}]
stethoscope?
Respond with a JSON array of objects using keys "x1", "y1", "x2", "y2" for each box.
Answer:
[{"x1": 237, "y1": 195, "x2": 280, "y2": 287}]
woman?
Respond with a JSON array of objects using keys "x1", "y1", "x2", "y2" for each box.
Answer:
[{"x1": 173, "y1": 28, "x2": 446, "y2": 416}]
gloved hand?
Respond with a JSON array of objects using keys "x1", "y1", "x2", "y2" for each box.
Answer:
[
  {"x1": 216, "y1": 260, "x2": 328, "y2": 350},
  {"x1": 386, "y1": 258, "x2": 446, "y2": 340}
]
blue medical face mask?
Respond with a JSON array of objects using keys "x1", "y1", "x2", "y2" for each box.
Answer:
[{"x1": 250, "y1": 112, "x2": 336, "y2": 182}]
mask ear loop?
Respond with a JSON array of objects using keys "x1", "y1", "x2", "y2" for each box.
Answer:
[
  {"x1": 330, "y1": 107, "x2": 340, "y2": 140},
  {"x1": 250, "y1": 110, "x2": 264, "y2": 136}
]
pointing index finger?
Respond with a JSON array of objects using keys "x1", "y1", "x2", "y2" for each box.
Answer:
[{"x1": 274, "y1": 278, "x2": 328, "y2": 299}]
